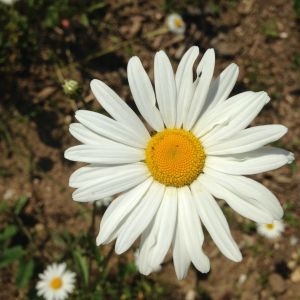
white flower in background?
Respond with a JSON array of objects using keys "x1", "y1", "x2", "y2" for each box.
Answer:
[
  {"x1": 166, "y1": 13, "x2": 186, "y2": 34},
  {"x1": 0, "y1": 0, "x2": 18, "y2": 5},
  {"x1": 64, "y1": 46, "x2": 293, "y2": 279},
  {"x1": 257, "y1": 220, "x2": 285, "y2": 239},
  {"x1": 36, "y1": 263, "x2": 76, "y2": 300}
]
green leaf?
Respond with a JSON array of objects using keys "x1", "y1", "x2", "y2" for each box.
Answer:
[
  {"x1": 16, "y1": 259, "x2": 34, "y2": 288},
  {"x1": 0, "y1": 225, "x2": 18, "y2": 242},
  {"x1": 73, "y1": 250, "x2": 89, "y2": 286},
  {"x1": 0, "y1": 200, "x2": 8, "y2": 214},
  {"x1": 0, "y1": 246, "x2": 25, "y2": 268},
  {"x1": 14, "y1": 196, "x2": 28, "y2": 215},
  {"x1": 87, "y1": 2, "x2": 106, "y2": 12},
  {"x1": 80, "y1": 14, "x2": 89, "y2": 27}
]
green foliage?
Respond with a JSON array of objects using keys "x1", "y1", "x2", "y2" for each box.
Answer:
[
  {"x1": 0, "y1": 197, "x2": 33, "y2": 288},
  {"x1": 283, "y1": 200, "x2": 299, "y2": 227},
  {"x1": 0, "y1": 196, "x2": 165, "y2": 299},
  {"x1": 73, "y1": 249, "x2": 89, "y2": 287},
  {"x1": 261, "y1": 19, "x2": 279, "y2": 38},
  {"x1": 13, "y1": 196, "x2": 29, "y2": 215},
  {"x1": 291, "y1": 53, "x2": 300, "y2": 70},
  {"x1": 0, "y1": 0, "x2": 107, "y2": 72},
  {"x1": 241, "y1": 221, "x2": 256, "y2": 235},
  {"x1": 294, "y1": 0, "x2": 300, "y2": 18},
  {"x1": 0, "y1": 246, "x2": 25, "y2": 268},
  {"x1": 16, "y1": 259, "x2": 35, "y2": 288},
  {"x1": 0, "y1": 224, "x2": 17, "y2": 242}
]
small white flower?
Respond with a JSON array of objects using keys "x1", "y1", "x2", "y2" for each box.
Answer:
[
  {"x1": 257, "y1": 220, "x2": 285, "y2": 239},
  {"x1": 166, "y1": 13, "x2": 186, "y2": 34},
  {"x1": 65, "y1": 46, "x2": 293, "y2": 279},
  {"x1": 0, "y1": 0, "x2": 18, "y2": 5},
  {"x1": 36, "y1": 263, "x2": 76, "y2": 300}
]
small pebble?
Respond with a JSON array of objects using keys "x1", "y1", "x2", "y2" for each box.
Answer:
[
  {"x1": 291, "y1": 268, "x2": 300, "y2": 283},
  {"x1": 269, "y1": 273, "x2": 286, "y2": 293},
  {"x1": 185, "y1": 290, "x2": 196, "y2": 300},
  {"x1": 238, "y1": 273, "x2": 247, "y2": 285},
  {"x1": 290, "y1": 236, "x2": 298, "y2": 246},
  {"x1": 3, "y1": 189, "x2": 15, "y2": 200}
]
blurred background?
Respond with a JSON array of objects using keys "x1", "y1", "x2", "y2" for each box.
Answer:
[{"x1": 0, "y1": 0, "x2": 299, "y2": 299}]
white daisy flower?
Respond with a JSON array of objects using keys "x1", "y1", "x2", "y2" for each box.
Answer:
[
  {"x1": 257, "y1": 220, "x2": 285, "y2": 239},
  {"x1": 36, "y1": 263, "x2": 76, "y2": 300},
  {"x1": 166, "y1": 13, "x2": 186, "y2": 34},
  {"x1": 64, "y1": 46, "x2": 294, "y2": 279}
]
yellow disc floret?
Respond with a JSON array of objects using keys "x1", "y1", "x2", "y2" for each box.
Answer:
[
  {"x1": 50, "y1": 277, "x2": 63, "y2": 290},
  {"x1": 145, "y1": 129, "x2": 206, "y2": 187},
  {"x1": 175, "y1": 18, "x2": 184, "y2": 28},
  {"x1": 266, "y1": 224, "x2": 274, "y2": 230}
]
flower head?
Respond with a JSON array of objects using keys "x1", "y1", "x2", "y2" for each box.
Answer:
[
  {"x1": 62, "y1": 79, "x2": 81, "y2": 98},
  {"x1": 257, "y1": 220, "x2": 285, "y2": 239},
  {"x1": 36, "y1": 263, "x2": 76, "y2": 300},
  {"x1": 64, "y1": 46, "x2": 293, "y2": 279},
  {"x1": 166, "y1": 13, "x2": 186, "y2": 34}
]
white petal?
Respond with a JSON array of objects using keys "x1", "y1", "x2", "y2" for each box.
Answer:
[
  {"x1": 137, "y1": 222, "x2": 157, "y2": 275},
  {"x1": 127, "y1": 56, "x2": 164, "y2": 131},
  {"x1": 115, "y1": 181, "x2": 165, "y2": 254},
  {"x1": 72, "y1": 163, "x2": 149, "y2": 202},
  {"x1": 172, "y1": 216, "x2": 191, "y2": 280},
  {"x1": 137, "y1": 187, "x2": 178, "y2": 275},
  {"x1": 198, "y1": 91, "x2": 270, "y2": 142},
  {"x1": 204, "y1": 168, "x2": 283, "y2": 219},
  {"x1": 96, "y1": 178, "x2": 153, "y2": 245},
  {"x1": 69, "y1": 123, "x2": 107, "y2": 144},
  {"x1": 64, "y1": 143, "x2": 144, "y2": 164},
  {"x1": 202, "y1": 63, "x2": 239, "y2": 113},
  {"x1": 75, "y1": 110, "x2": 148, "y2": 148},
  {"x1": 205, "y1": 125, "x2": 288, "y2": 155},
  {"x1": 90, "y1": 79, "x2": 149, "y2": 138},
  {"x1": 177, "y1": 186, "x2": 210, "y2": 273},
  {"x1": 200, "y1": 173, "x2": 274, "y2": 223},
  {"x1": 191, "y1": 180, "x2": 242, "y2": 262},
  {"x1": 205, "y1": 146, "x2": 294, "y2": 175},
  {"x1": 175, "y1": 46, "x2": 199, "y2": 127},
  {"x1": 69, "y1": 164, "x2": 105, "y2": 188},
  {"x1": 149, "y1": 187, "x2": 178, "y2": 267},
  {"x1": 154, "y1": 50, "x2": 177, "y2": 128},
  {"x1": 184, "y1": 49, "x2": 215, "y2": 130}
]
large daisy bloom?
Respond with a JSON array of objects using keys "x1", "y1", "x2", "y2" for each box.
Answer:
[
  {"x1": 64, "y1": 46, "x2": 294, "y2": 279},
  {"x1": 36, "y1": 263, "x2": 76, "y2": 300}
]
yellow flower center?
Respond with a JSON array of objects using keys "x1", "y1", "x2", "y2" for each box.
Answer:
[
  {"x1": 266, "y1": 224, "x2": 274, "y2": 230},
  {"x1": 145, "y1": 129, "x2": 205, "y2": 187},
  {"x1": 50, "y1": 277, "x2": 63, "y2": 290},
  {"x1": 175, "y1": 18, "x2": 183, "y2": 28}
]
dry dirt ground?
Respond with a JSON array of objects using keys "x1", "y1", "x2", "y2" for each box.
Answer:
[{"x1": 1, "y1": 0, "x2": 300, "y2": 299}]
